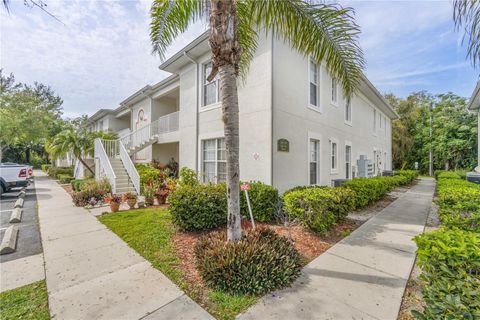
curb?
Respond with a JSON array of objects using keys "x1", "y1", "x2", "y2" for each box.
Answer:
[
  {"x1": 0, "y1": 226, "x2": 18, "y2": 255},
  {"x1": 14, "y1": 198, "x2": 24, "y2": 209},
  {"x1": 18, "y1": 190, "x2": 26, "y2": 198},
  {"x1": 9, "y1": 208, "x2": 23, "y2": 223}
]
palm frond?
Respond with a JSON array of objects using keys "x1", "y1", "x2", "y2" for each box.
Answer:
[
  {"x1": 246, "y1": 0, "x2": 365, "y2": 97},
  {"x1": 236, "y1": 2, "x2": 258, "y2": 81},
  {"x1": 454, "y1": 0, "x2": 480, "y2": 67},
  {"x1": 150, "y1": 0, "x2": 208, "y2": 59}
]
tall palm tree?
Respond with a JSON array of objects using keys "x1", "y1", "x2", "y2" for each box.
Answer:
[
  {"x1": 454, "y1": 0, "x2": 480, "y2": 67},
  {"x1": 151, "y1": 0, "x2": 365, "y2": 241},
  {"x1": 47, "y1": 127, "x2": 117, "y2": 176}
]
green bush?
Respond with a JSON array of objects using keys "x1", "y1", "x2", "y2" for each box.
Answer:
[
  {"x1": 57, "y1": 174, "x2": 74, "y2": 184},
  {"x1": 41, "y1": 164, "x2": 51, "y2": 172},
  {"x1": 195, "y1": 228, "x2": 303, "y2": 295},
  {"x1": 168, "y1": 183, "x2": 227, "y2": 231},
  {"x1": 71, "y1": 179, "x2": 111, "y2": 207},
  {"x1": 71, "y1": 179, "x2": 92, "y2": 192},
  {"x1": 240, "y1": 181, "x2": 280, "y2": 222},
  {"x1": 47, "y1": 166, "x2": 73, "y2": 179},
  {"x1": 343, "y1": 177, "x2": 396, "y2": 208},
  {"x1": 413, "y1": 228, "x2": 480, "y2": 319},
  {"x1": 436, "y1": 171, "x2": 461, "y2": 180},
  {"x1": 135, "y1": 164, "x2": 164, "y2": 191},
  {"x1": 178, "y1": 167, "x2": 199, "y2": 187},
  {"x1": 395, "y1": 170, "x2": 418, "y2": 183},
  {"x1": 283, "y1": 186, "x2": 355, "y2": 234}
]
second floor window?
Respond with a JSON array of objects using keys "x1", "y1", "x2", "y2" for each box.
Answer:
[
  {"x1": 345, "y1": 99, "x2": 352, "y2": 123},
  {"x1": 331, "y1": 77, "x2": 337, "y2": 104},
  {"x1": 309, "y1": 60, "x2": 319, "y2": 107},
  {"x1": 373, "y1": 109, "x2": 377, "y2": 132},
  {"x1": 203, "y1": 62, "x2": 220, "y2": 106}
]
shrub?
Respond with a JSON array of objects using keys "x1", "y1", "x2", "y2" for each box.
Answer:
[
  {"x1": 436, "y1": 171, "x2": 461, "y2": 180},
  {"x1": 168, "y1": 183, "x2": 227, "y2": 231},
  {"x1": 135, "y1": 164, "x2": 164, "y2": 192},
  {"x1": 41, "y1": 164, "x2": 51, "y2": 172},
  {"x1": 283, "y1": 186, "x2": 355, "y2": 234},
  {"x1": 178, "y1": 167, "x2": 199, "y2": 187},
  {"x1": 395, "y1": 170, "x2": 418, "y2": 183},
  {"x1": 240, "y1": 181, "x2": 280, "y2": 222},
  {"x1": 47, "y1": 166, "x2": 73, "y2": 179},
  {"x1": 195, "y1": 228, "x2": 303, "y2": 295},
  {"x1": 57, "y1": 174, "x2": 74, "y2": 184},
  {"x1": 71, "y1": 179, "x2": 111, "y2": 206},
  {"x1": 71, "y1": 179, "x2": 91, "y2": 192},
  {"x1": 413, "y1": 228, "x2": 480, "y2": 319},
  {"x1": 343, "y1": 177, "x2": 393, "y2": 208}
]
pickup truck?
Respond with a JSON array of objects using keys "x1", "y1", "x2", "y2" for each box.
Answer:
[{"x1": 0, "y1": 163, "x2": 33, "y2": 195}]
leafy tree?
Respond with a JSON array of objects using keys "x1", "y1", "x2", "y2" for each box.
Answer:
[
  {"x1": 0, "y1": 69, "x2": 65, "y2": 164},
  {"x1": 150, "y1": 0, "x2": 365, "y2": 241},
  {"x1": 47, "y1": 123, "x2": 117, "y2": 175}
]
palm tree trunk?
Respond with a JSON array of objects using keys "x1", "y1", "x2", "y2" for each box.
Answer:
[
  {"x1": 209, "y1": 0, "x2": 242, "y2": 241},
  {"x1": 78, "y1": 157, "x2": 95, "y2": 176}
]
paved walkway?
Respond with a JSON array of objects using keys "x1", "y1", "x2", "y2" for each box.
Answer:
[
  {"x1": 239, "y1": 178, "x2": 435, "y2": 320},
  {"x1": 35, "y1": 171, "x2": 212, "y2": 320}
]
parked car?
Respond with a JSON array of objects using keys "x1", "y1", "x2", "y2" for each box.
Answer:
[{"x1": 0, "y1": 163, "x2": 32, "y2": 195}]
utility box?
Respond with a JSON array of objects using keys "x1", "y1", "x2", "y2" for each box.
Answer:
[
  {"x1": 357, "y1": 155, "x2": 373, "y2": 178},
  {"x1": 331, "y1": 179, "x2": 348, "y2": 187},
  {"x1": 382, "y1": 170, "x2": 394, "y2": 176}
]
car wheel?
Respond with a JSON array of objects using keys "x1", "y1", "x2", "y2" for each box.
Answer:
[{"x1": 0, "y1": 184, "x2": 4, "y2": 197}]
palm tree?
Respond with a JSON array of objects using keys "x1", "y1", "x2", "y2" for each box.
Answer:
[
  {"x1": 47, "y1": 127, "x2": 117, "y2": 176},
  {"x1": 151, "y1": 0, "x2": 365, "y2": 241},
  {"x1": 454, "y1": 0, "x2": 480, "y2": 67}
]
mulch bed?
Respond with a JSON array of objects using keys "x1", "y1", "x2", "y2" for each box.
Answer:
[{"x1": 171, "y1": 218, "x2": 359, "y2": 307}]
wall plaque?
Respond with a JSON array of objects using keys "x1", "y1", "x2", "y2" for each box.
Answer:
[{"x1": 277, "y1": 139, "x2": 289, "y2": 152}]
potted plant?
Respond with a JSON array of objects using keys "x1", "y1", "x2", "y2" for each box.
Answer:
[
  {"x1": 143, "y1": 183, "x2": 156, "y2": 206},
  {"x1": 122, "y1": 192, "x2": 137, "y2": 209},
  {"x1": 105, "y1": 194, "x2": 122, "y2": 212},
  {"x1": 155, "y1": 180, "x2": 170, "y2": 205}
]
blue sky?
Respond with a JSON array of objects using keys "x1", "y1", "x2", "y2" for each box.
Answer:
[{"x1": 0, "y1": 0, "x2": 477, "y2": 118}]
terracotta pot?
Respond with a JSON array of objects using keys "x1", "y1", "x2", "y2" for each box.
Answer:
[
  {"x1": 110, "y1": 202, "x2": 120, "y2": 212},
  {"x1": 156, "y1": 194, "x2": 167, "y2": 205},
  {"x1": 126, "y1": 198, "x2": 136, "y2": 209},
  {"x1": 145, "y1": 198, "x2": 154, "y2": 206}
]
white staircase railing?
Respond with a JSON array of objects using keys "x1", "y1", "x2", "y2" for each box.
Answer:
[
  {"x1": 120, "y1": 111, "x2": 179, "y2": 152},
  {"x1": 94, "y1": 138, "x2": 116, "y2": 193},
  {"x1": 119, "y1": 141, "x2": 140, "y2": 194}
]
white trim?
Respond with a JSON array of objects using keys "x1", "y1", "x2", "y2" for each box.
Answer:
[
  {"x1": 307, "y1": 58, "x2": 322, "y2": 112},
  {"x1": 199, "y1": 102, "x2": 221, "y2": 113},
  {"x1": 201, "y1": 61, "x2": 220, "y2": 108},
  {"x1": 329, "y1": 137, "x2": 339, "y2": 174},
  {"x1": 344, "y1": 141, "x2": 352, "y2": 179},
  {"x1": 330, "y1": 76, "x2": 338, "y2": 107},
  {"x1": 307, "y1": 131, "x2": 322, "y2": 185},
  {"x1": 344, "y1": 97, "x2": 353, "y2": 126}
]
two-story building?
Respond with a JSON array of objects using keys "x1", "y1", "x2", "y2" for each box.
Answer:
[{"x1": 89, "y1": 31, "x2": 397, "y2": 194}]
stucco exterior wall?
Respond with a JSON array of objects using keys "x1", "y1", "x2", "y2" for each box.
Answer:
[
  {"x1": 272, "y1": 37, "x2": 392, "y2": 192},
  {"x1": 152, "y1": 142, "x2": 179, "y2": 165},
  {"x1": 131, "y1": 97, "x2": 153, "y2": 162}
]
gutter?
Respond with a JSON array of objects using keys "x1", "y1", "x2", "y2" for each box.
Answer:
[{"x1": 183, "y1": 51, "x2": 200, "y2": 174}]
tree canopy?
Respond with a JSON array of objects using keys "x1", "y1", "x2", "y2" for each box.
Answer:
[{"x1": 388, "y1": 91, "x2": 478, "y2": 172}]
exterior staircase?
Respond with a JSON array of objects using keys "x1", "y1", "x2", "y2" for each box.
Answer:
[
  {"x1": 126, "y1": 134, "x2": 159, "y2": 156},
  {"x1": 110, "y1": 157, "x2": 136, "y2": 193}
]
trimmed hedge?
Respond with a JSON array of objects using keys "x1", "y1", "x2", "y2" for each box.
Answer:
[
  {"x1": 71, "y1": 179, "x2": 92, "y2": 192},
  {"x1": 343, "y1": 176, "x2": 403, "y2": 208},
  {"x1": 47, "y1": 167, "x2": 73, "y2": 179},
  {"x1": 195, "y1": 228, "x2": 303, "y2": 295},
  {"x1": 169, "y1": 183, "x2": 227, "y2": 231},
  {"x1": 436, "y1": 171, "x2": 461, "y2": 180},
  {"x1": 240, "y1": 181, "x2": 280, "y2": 222},
  {"x1": 283, "y1": 187, "x2": 355, "y2": 234},
  {"x1": 57, "y1": 174, "x2": 74, "y2": 184},
  {"x1": 414, "y1": 228, "x2": 480, "y2": 319},
  {"x1": 395, "y1": 170, "x2": 418, "y2": 183}
]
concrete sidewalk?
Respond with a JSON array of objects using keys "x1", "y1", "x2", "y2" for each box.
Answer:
[
  {"x1": 239, "y1": 178, "x2": 435, "y2": 320},
  {"x1": 35, "y1": 171, "x2": 212, "y2": 320}
]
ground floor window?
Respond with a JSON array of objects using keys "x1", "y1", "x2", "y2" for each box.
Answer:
[
  {"x1": 309, "y1": 139, "x2": 319, "y2": 184},
  {"x1": 331, "y1": 141, "x2": 338, "y2": 171},
  {"x1": 202, "y1": 138, "x2": 226, "y2": 183},
  {"x1": 345, "y1": 145, "x2": 352, "y2": 179}
]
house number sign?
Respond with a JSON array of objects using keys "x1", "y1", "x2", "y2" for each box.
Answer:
[{"x1": 277, "y1": 139, "x2": 289, "y2": 152}]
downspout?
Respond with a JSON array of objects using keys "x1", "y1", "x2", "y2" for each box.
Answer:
[
  {"x1": 184, "y1": 51, "x2": 200, "y2": 174},
  {"x1": 270, "y1": 30, "x2": 275, "y2": 186}
]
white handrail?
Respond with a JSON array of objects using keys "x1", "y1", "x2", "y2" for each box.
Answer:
[
  {"x1": 94, "y1": 138, "x2": 117, "y2": 193},
  {"x1": 119, "y1": 141, "x2": 140, "y2": 194},
  {"x1": 120, "y1": 111, "x2": 179, "y2": 151}
]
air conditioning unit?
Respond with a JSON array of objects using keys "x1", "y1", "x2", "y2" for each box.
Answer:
[
  {"x1": 382, "y1": 170, "x2": 394, "y2": 176},
  {"x1": 357, "y1": 155, "x2": 373, "y2": 178},
  {"x1": 331, "y1": 179, "x2": 348, "y2": 187}
]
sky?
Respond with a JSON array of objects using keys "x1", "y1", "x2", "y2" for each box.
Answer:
[{"x1": 0, "y1": 0, "x2": 478, "y2": 118}]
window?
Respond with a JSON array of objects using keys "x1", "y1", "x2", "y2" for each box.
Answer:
[
  {"x1": 202, "y1": 138, "x2": 226, "y2": 183},
  {"x1": 98, "y1": 120, "x2": 104, "y2": 131},
  {"x1": 373, "y1": 109, "x2": 377, "y2": 132},
  {"x1": 309, "y1": 139, "x2": 319, "y2": 184},
  {"x1": 379, "y1": 113, "x2": 382, "y2": 128},
  {"x1": 331, "y1": 77, "x2": 337, "y2": 103},
  {"x1": 345, "y1": 99, "x2": 352, "y2": 123},
  {"x1": 345, "y1": 145, "x2": 352, "y2": 179},
  {"x1": 309, "y1": 60, "x2": 319, "y2": 107},
  {"x1": 203, "y1": 62, "x2": 220, "y2": 106},
  {"x1": 331, "y1": 141, "x2": 338, "y2": 171},
  {"x1": 384, "y1": 117, "x2": 387, "y2": 137}
]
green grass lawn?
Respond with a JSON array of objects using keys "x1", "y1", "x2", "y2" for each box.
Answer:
[
  {"x1": 0, "y1": 281, "x2": 50, "y2": 320},
  {"x1": 98, "y1": 208, "x2": 256, "y2": 320}
]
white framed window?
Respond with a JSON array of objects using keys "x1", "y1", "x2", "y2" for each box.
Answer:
[
  {"x1": 331, "y1": 77, "x2": 338, "y2": 104},
  {"x1": 202, "y1": 138, "x2": 226, "y2": 183},
  {"x1": 379, "y1": 112, "x2": 382, "y2": 128},
  {"x1": 98, "y1": 120, "x2": 104, "y2": 131},
  {"x1": 345, "y1": 99, "x2": 352, "y2": 124},
  {"x1": 345, "y1": 144, "x2": 352, "y2": 179},
  {"x1": 330, "y1": 140, "x2": 338, "y2": 172},
  {"x1": 309, "y1": 60, "x2": 319, "y2": 107},
  {"x1": 203, "y1": 62, "x2": 220, "y2": 106},
  {"x1": 384, "y1": 117, "x2": 387, "y2": 137},
  {"x1": 309, "y1": 139, "x2": 320, "y2": 184},
  {"x1": 373, "y1": 109, "x2": 377, "y2": 133}
]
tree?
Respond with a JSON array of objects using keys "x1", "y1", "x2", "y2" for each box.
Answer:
[
  {"x1": 0, "y1": 69, "x2": 65, "y2": 164},
  {"x1": 150, "y1": 0, "x2": 365, "y2": 240},
  {"x1": 453, "y1": 0, "x2": 480, "y2": 67},
  {"x1": 47, "y1": 124, "x2": 117, "y2": 175}
]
